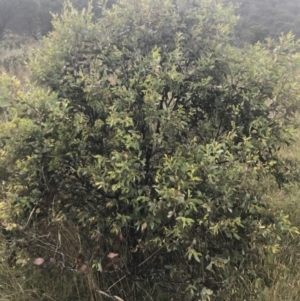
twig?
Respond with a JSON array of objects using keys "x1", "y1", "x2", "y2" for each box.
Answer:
[
  {"x1": 137, "y1": 245, "x2": 164, "y2": 268},
  {"x1": 23, "y1": 205, "x2": 37, "y2": 230},
  {"x1": 107, "y1": 275, "x2": 128, "y2": 291}
]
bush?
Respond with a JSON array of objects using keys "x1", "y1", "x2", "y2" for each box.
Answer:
[{"x1": 1, "y1": 1, "x2": 300, "y2": 300}]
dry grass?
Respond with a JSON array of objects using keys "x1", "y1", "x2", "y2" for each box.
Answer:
[
  {"x1": 0, "y1": 33, "x2": 36, "y2": 80},
  {"x1": 257, "y1": 118, "x2": 300, "y2": 301},
  {"x1": 0, "y1": 225, "x2": 105, "y2": 301},
  {"x1": 260, "y1": 193, "x2": 300, "y2": 301}
]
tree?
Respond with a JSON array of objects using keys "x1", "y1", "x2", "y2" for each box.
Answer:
[{"x1": 1, "y1": 1, "x2": 300, "y2": 300}]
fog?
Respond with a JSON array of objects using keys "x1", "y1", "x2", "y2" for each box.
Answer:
[{"x1": 0, "y1": 0, "x2": 299, "y2": 43}]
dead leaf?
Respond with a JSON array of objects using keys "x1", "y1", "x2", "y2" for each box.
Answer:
[
  {"x1": 49, "y1": 258, "x2": 56, "y2": 265},
  {"x1": 107, "y1": 252, "x2": 119, "y2": 259},
  {"x1": 141, "y1": 222, "x2": 147, "y2": 231},
  {"x1": 131, "y1": 247, "x2": 138, "y2": 253},
  {"x1": 114, "y1": 296, "x2": 125, "y2": 301},
  {"x1": 79, "y1": 263, "x2": 88, "y2": 271},
  {"x1": 33, "y1": 257, "x2": 45, "y2": 266}
]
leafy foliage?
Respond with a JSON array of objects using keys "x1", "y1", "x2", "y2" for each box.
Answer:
[{"x1": 1, "y1": 1, "x2": 300, "y2": 300}]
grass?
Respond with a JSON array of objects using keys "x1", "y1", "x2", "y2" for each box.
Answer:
[
  {"x1": 260, "y1": 188, "x2": 300, "y2": 301},
  {"x1": 0, "y1": 33, "x2": 36, "y2": 79},
  {"x1": 258, "y1": 124, "x2": 300, "y2": 301}
]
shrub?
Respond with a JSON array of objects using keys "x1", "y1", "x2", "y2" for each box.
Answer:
[{"x1": 1, "y1": 1, "x2": 300, "y2": 300}]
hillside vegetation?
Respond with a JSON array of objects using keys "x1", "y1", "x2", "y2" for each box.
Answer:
[
  {"x1": 1, "y1": 1, "x2": 300, "y2": 301},
  {"x1": 228, "y1": 0, "x2": 300, "y2": 44},
  {"x1": 1, "y1": 0, "x2": 300, "y2": 45}
]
